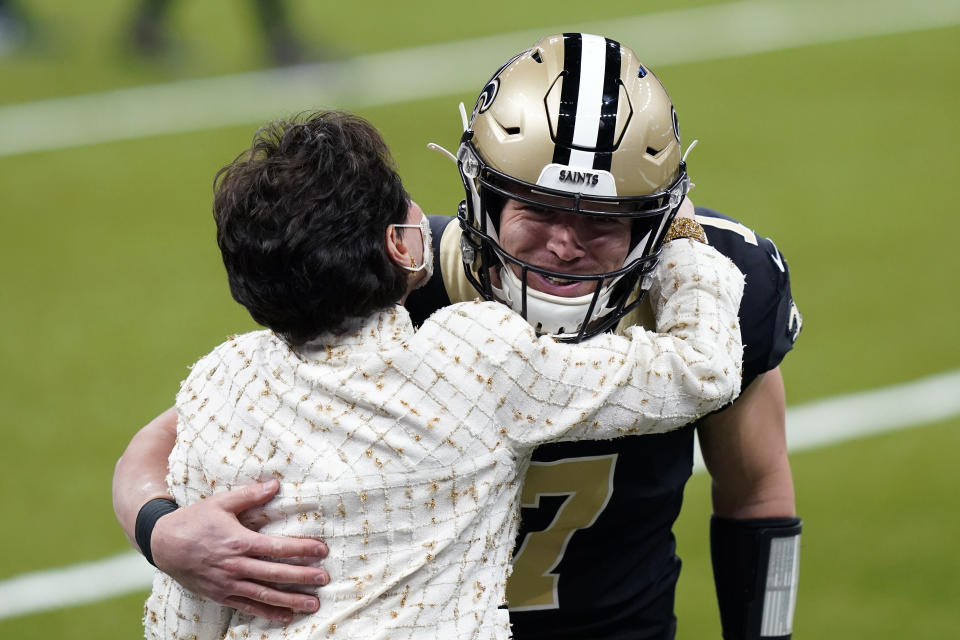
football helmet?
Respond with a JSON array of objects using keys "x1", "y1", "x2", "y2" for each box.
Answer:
[{"x1": 456, "y1": 32, "x2": 690, "y2": 342}]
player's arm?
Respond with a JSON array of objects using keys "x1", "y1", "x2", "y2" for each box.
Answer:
[
  {"x1": 113, "y1": 407, "x2": 179, "y2": 547},
  {"x1": 112, "y1": 408, "x2": 330, "y2": 622},
  {"x1": 694, "y1": 208, "x2": 802, "y2": 639},
  {"x1": 698, "y1": 368, "x2": 801, "y2": 639},
  {"x1": 698, "y1": 367, "x2": 795, "y2": 520}
]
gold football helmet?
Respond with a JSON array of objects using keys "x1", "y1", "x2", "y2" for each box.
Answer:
[{"x1": 456, "y1": 33, "x2": 690, "y2": 341}]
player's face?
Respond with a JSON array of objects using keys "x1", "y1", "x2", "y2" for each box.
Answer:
[{"x1": 496, "y1": 198, "x2": 632, "y2": 297}]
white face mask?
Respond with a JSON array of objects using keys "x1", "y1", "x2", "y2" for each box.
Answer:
[{"x1": 391, "y1": 210, "x2": 434, "y2": 281}]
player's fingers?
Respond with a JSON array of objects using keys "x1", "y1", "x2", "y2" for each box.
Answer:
[
  {"x1": 228, "y1": 582, "x2": 321, "y2": 614},
  {"x1": 676, "y1": 195, "x2": 696, "y2": 219},
  {"x1": 220, "y1": 596, "x2": 302, "y2": 623},
  {"x1": 227, "y1": 556, "x2": 330, "y2": 587},
  {"x1": 238, "y1": 506, "x2": 271, "y2": 531},
  {"x1": 212, "y1": 480, "x2": 281, "y2": 514},
  {"x1": 244, "y1": 532, "x2": 329, "y2": 561}
]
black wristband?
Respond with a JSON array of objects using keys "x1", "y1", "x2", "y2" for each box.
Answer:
[{"x1": 135, "y1": 498, "x2": 179, "y2": 567}]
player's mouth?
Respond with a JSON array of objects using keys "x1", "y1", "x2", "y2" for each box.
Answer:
[{"x1": 528, "y1": 270, "x2": 596, "y2": 297}]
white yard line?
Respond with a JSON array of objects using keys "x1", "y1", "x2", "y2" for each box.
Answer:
[
  {"x1": 2, "y1": 367, "x2": 959, "y2": 620},
  {"x1": 0, "y1": 553, "x2": 155, "y2": 621},
  {"x1": 1, "y1": 0, "x2": 958, "y2": 157},
  {"x1": 3, "y1": 0, "x2": 960, "y2": 620},
  {"x1": 693, "y1": 367, "x2": 960, "y2": 472}
]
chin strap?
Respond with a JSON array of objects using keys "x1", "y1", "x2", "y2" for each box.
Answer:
[
  {"x1": 425, "y1": 102, "x2": 471, "y2": 165},
  {"x1": 711, "y1": 515, "x2": 802, "y2": 640},
  {"x1": 426, "y1": 142, "x2": 457, "y2": 164}
]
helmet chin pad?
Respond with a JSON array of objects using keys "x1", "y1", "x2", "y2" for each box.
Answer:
[{"x1": 490, "y1": 260, "x2": 619, "y2": 338}]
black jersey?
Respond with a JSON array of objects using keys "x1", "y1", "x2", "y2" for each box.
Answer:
[{"x1": 406, "y1": 209, "x2": 801, "y2": 640}]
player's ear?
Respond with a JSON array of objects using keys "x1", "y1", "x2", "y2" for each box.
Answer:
[{"x1": 385, "y1": 224, "x2": 412, "y2": 269}]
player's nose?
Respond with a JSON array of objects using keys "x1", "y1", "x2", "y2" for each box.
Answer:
[{"x1": 544, "y1": 215, "x2": 586, "y2": 262}]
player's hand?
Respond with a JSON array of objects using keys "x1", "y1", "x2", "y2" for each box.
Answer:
[
  {"x1": 150, "y1": 479, "x2": 330, "y2": 623},
  {"x1": 676, "y1": 195, "x2": 696, "y2": 219}
]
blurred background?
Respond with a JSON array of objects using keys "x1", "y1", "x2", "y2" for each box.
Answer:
[{"x1": 1, "y1": 0, "x2": 958, "y2": 637}]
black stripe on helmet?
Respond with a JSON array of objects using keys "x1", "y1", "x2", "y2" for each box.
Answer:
[
  {"x1": 593, "y1": 37, "x2": 622, "y2": 171},
  {"x1": 551, "y1": 33, "x2": 582, "y2": 166}
]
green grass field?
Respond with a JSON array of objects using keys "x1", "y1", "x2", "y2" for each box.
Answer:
[{"x1": 2, "y1": 0, "x2": 958, "y2": 637}]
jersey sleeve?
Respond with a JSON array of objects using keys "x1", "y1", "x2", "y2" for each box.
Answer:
[{"x1": 695, "y1": 207, "x2": 802, "y2": 389}]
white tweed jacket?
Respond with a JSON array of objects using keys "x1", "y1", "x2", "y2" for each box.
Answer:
[{"x1": 143, "y1": 239, "x2": 744, "y2": 640}]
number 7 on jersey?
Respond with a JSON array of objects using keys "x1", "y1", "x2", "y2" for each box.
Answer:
[{"x1": 507, "y1": 455, "x2": 618, "y2": 610}]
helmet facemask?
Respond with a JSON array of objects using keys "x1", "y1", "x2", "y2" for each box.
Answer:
[{"x1": 457, "y1": 137, "x2": 690, "y2": 342}]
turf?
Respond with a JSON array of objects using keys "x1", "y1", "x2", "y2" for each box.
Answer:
[
  {"x1": 675, "y1": 416, "x2": 960, "y2": 639},
  {"x1": 1, "y1": 0, "x2": 958, "y2": 637}
]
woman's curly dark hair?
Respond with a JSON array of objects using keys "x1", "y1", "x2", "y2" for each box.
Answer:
[{"x1": 213, "y1": 111, "x2": 410, "y2": 345}]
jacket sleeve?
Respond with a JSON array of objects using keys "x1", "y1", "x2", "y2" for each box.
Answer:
[{"x1": 428, "y1": 239, "x2": 745, "y2": 448}]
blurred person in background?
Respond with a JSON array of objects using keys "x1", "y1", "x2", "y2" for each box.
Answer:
[
  {"x1": 0, "y1": 0, "x2": 29, "y2": 56},
  {"x1": 129, "y1": 0, "x2": 306, "y2": 65},
  {"x1": 115, "y1": 33, "x2": 803, "y2": 640}
]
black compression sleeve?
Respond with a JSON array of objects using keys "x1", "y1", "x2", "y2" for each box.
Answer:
[{"x1": 711, "y1": 515, "x2": 802, "y2": 639}]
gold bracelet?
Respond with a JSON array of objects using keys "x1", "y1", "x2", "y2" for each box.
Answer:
[{"x1": 663, "y1": 216, "x2": 707, "y2": 244}]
